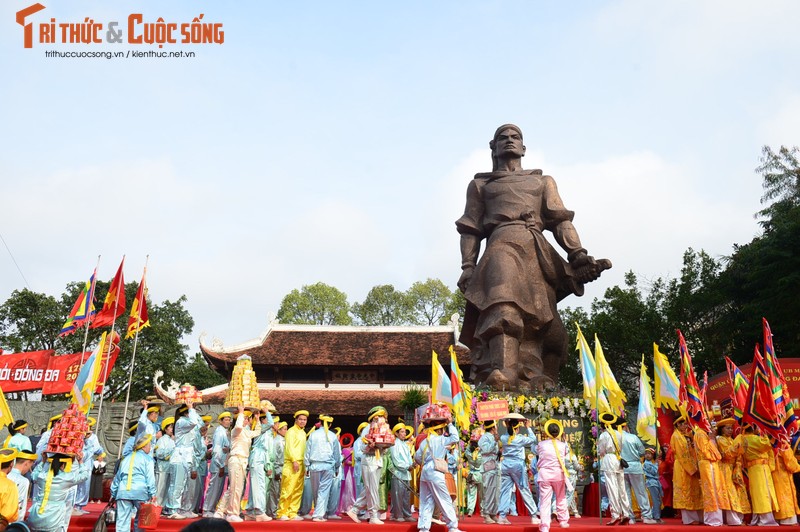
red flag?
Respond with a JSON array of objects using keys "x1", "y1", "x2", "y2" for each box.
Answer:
[
  {"x1": 677, "y1": 330, "x2": 710, "y2": 432},
  {"x1": 725, "y1": 356, "x2": 750, "y2": 422},
  {"x1": 742, "y1": 346, "x2": 784, "y2": 440},
  {"x1": 762, "y1": 318, "x2": 799, "y2": 435},
  {"x1": 126, "y1": 272, "x2": 150, "y2": 339},
  {"x1": 90, "y1": 259, "x2": 126, "y2": 329}
]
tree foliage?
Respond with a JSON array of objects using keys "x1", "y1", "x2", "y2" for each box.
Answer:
[
  {"x1": 276, "y1": 282, "x2": 353, "y2": 325},
  {"x1": 352, "y1": 284, "x2": 413, "y2": 326},
  {"x1": 0, "y1": 279, "x2": 222, "y2": 402},
  {"x1": 407, "y1": 278, "x2": 454, "y2": 326}
]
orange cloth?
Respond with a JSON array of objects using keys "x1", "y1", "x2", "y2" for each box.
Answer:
[
  {"x1": 0, "y1": 470, "x2": 19, "y2": 523},
  {"x1": 670, "y1": 430, "x2": 702, "y2": 511},
  {"x1": 771, "y1": 445, "x2": 800, "y2": 520},
  {"x1": 693, "y1": 429, "x2": 730, "y2": 512}
]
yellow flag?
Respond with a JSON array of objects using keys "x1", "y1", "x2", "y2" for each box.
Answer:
[
  {"x1": 0, "y1": 384, "x2": 14, "y2": 428},
  {"x1": 450, "y1": 345, "x2": 472, "y2": 431},
  {"x1": 594, "y1": 334, "x2": 626, "y2": 413},
  {"x1": 653, "y1": 343, "x2": 680, "y2": 410}
]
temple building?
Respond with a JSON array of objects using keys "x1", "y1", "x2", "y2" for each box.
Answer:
[{"x1": 194, "y1": 315, "x2": 470, "y2": 429}]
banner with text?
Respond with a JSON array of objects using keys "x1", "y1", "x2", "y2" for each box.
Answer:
[{"x1": 0, "y1": 347, "x2": 119, "y2": 394}]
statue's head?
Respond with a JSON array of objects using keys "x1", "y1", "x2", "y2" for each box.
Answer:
[{"x1": 490, "y1": 124, "x2": 526, "y2": 170}]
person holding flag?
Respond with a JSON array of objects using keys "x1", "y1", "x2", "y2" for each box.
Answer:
[
  {"x1": 597, "y1": 412, "x2": 631, "y2": 526},
  {"x1": 715, "y1": 418, "x2": 750, "y2": 524},
  {"x1": 741, "y1": 423, "x2": 779, "y2": 526},
  {"x1": 692, "y1": 416, "x2": 730, "y2": 526},
  {"x1": 670, "y1": 415, "x2": 703, "y2": 524}
]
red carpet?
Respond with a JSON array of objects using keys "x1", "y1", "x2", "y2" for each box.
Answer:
[{"x1": 64, "y1": 505, "x2": 778, "y2": 532}]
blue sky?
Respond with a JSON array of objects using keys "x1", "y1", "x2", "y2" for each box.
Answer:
[{"x1": 2, "y1": 1, "x2": 799, "y2": 349}]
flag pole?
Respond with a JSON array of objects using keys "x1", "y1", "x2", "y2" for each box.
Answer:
[
  {"x1": 95, "y1": 256, "x2": 125, "y2": 437},
  {"x1": 596, "y1": 349, "x2": 602, "y2": 525},
  {"x1": 78, "y1": 255, "x2": 101, "y2": 367},
  {"x1": 117, "y1": 257, "x2": 148, "y2": 459}
]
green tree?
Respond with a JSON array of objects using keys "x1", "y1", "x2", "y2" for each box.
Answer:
[
  {"x1": 176, "y1": 352, "x2": 227, "y2": 390},
  {"x1": 276, "y1": 282, "x2": 353, "y2": 325},
  {"x1": 352, "y1": 284, "x2": 413, "y2": 326},
  {"x1": 756, "y1": 145, "x2": 800, "y2": 223},
  {"x1": 0, "y1": 289, "x2": 65, "y2": 352},
  {"x1": 406, "y1": 279, "x2": 454, "y2": 326},
  {"x1": 0, "y1": 280, "x2": 203, "y2": 402}
]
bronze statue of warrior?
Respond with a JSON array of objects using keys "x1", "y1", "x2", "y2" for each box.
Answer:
[{"x1": 456, "y1": 124, "x2": 611, "y2": 391}]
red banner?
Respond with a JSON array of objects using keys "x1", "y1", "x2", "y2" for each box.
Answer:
[{"x1": 0, "y1": 346, "x2": 120, "y2": 395}]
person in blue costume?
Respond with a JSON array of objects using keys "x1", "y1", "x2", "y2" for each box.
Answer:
[
  {"x1": 135, "y1": 400, "x2": 162, "y2": 451},
  {"x1": 27, "y1": 454, "x2": 91, "y2": 532},
  {"x1": 244, "y1": 410, "x2": 275, "y2": 522},
  {"x1": 304, "y1": 414, "x2": 341, "y2": 522},
  {"x1": 6, "y1": 421, "x2": 32, "y2": 454},
  {"x1": 497, "y1": 415, "x2": 539, "y2": 525},
  {"x1": 478, "y1": 420, "x2": 501, "y2": 524},
  {"x1": 73, "y1": 418, "x2": 104, "y2": 515},
  {"x1": 154, "y1": 416, "x2": 175, "y2": 506},
  {"x1": 111, "y1": 433, "x2": 157, "y2": 532},
  {"x1": 414, "y1": 420, "x2": 463, "y2": 532},
  {"x1": 202, "y1": 412, "x2": 231, "y2": 516},
  {"x1": 164, "y1": 400, "x2": 202, "y2": 519},
  {"x1": 30, "y1": 415, "x2": 62, "y2": 503},
  {"x1": 388, "y1": 423, "x2": 414, "y2": 522}
]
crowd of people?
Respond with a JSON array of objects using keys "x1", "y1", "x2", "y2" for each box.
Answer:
[{"x1": 2, "y1": 399, "x2": 799, "y2": 531}]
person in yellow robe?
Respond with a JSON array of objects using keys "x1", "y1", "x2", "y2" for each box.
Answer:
[
  {"x1": 276, "y1": 410, "x2": 308, "y2": 520},
  {"x1": 715, "y1": 418, "x2": 749, "y2": 524},
  {"x1": 693, "y1": 423, "x2": 730, "y2": 526},
  {"x1": 771, "y1": 437, "x2": 800, "y2": 525},
  {"x1": 0, "y1": 448, "x2": 20, "y2": 524},
  {"x1": 670, "y1": 416, "x2": 703, "y2": 524},
  {"x1": 741, "y1": 424, "x2": 779, "y2": 526}
]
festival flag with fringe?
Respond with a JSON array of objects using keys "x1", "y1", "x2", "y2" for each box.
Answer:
[
  {"x1": 742, "y1": 346, "x2": 784, "y2": 441},
  {"x1": 431, "y1": 350, "x2": 452, "y2": 406},
  {"x1": 653, "y1": 343, "x2": 680, "y2": 410},
  {"x1": 594, "y1": 334, "x2": 626, "y2": 413},
  {"x1": 449, "y1": 345, "x2": 472, "y2": 431},
  {"x1": 59, "y1": 270, "x2": 97, "y2": 336},
  {"x1": 90, "y1": 258, "x2": 126, "y2": 329},
  {"x1": 576, "y1": 325, "x2": 611, "y2": 411},
  {"x1": 126, "y1": 272, "x2": 150, "y2": 339},
  {"x1": 637, "y1": 355, "x2": 657, "y2": 445},
  {"x1": 70, "y1": 331, "x2": 115, "y2": 413},
  {"x1": 725, "y1": 356, "x2": 750, "y2": 422},
  {"x1": 677, "y1": 330, "x2": 710, "y2": 432},
  {"x1": 763, "y1": 318, "x2": 798, "y2": 436}
]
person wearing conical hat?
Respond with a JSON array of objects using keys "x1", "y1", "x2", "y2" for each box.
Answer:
[
  {"x1": 27, "y1": 453, "x2": 92, "y2": 532},
  {"x1": 692, "y1": 418, "x2": 730, "y2": 526},
  {"x1": 266, "y1": 419, "x2": 288, "y2": 518},
  {"x1": 111, "y1": 433, "x2": 157, "y2": 532},
  {"x1": 388, "y1": 423, "x2": 414, "y2": 522},
  {"x1": 478, "y1": 420, "x2": 501, "y2": 524},
  {"x1": 497, "y1": 416, "x2": 539, "y2": 525},
  {"x1": 164, "y1": 399, "x2": 202, "y2": 520},
  {"x1": 670, "y1": 415, "x2": 703, "y2": 524},
  {"x1": 741, "y1": 423, "x2": 780, "y2": 525},
  {"x1": 302, "y1": 414, "x2": 341, "y2": 521},
  {"x1": 154, "y1": 416, "x2": 175, "y2": 507},
  {"x1": 345, "y1": 406, "x2": 388, "y2": 525},
  {"x1": 715, "y1": 418, "x2": 748, "y2": 524},
  {"x1": 596, "y1": 412, "x2": 631, "y2": 525},
  {"x1": 243, "y1": 409, "x2": 276, "y2": 522},
  {"x1": 201, "y1": 411, "x2": 231, "y2": 516},
  {"x1": 276, "y1": 409, "x2": 309, "y2": 520}
]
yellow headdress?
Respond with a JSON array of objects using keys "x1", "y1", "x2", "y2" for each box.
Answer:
[
  {"x1": 217, "y1": 411, "x2": 232, "y2": 421},
  {"x1": 544, "y1": 419, "x2": 563, "y2": 439},
  {"x1": 294, "y1": 409, "x2": 309, "y2": 418},
  {"x1": 161, "y1": 417, "x2": 175, "y2": 431}
]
